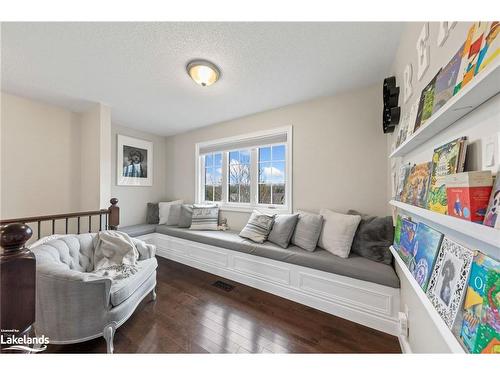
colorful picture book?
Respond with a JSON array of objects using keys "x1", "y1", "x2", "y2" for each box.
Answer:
[
  {"x1": 433, "y1": 44, "x2": 464, "y2": 114},
  {"x1": 410, "y1": 223, "x2": 444, "y2": 292},
  {"x1": 398, "y1": 218, "x2": 417, "y2": 265},
  {"x1": 484, "y1": 167, "x2": 500, "y2": 229},
  {"x1": 426, "y1": 238, "x2": 475, "y2": 328},
  {"x1": 455, "y1": 22, "x2": 490, "y2": 94},
  {"x1": 476, "y1": 21, "x2": 499, "y2": 75},
  {"x1": 445, "y1": 171, "x2": 493, "y2": 223},
  {"x1": 427, "y1": 137, "x2": 467, "y2": 214},
  {"x1": 395, "y1": 163, "x2": 411, "y2": 201},
  {"x1": 393, "y1": 215, "x2": 403, "y2": 249},
  {"x1": 420, "y1": 69, "x2": 441, "y2": 125},
  {"x1": 460, "y1": 252, "x2": 499, "y2": 353},
  {"x1": 414, "y1": 76, "x2": 437, "y2": 132},
  {"x1": 401, "y1": 162, "x2": 432, "y2": 208}
]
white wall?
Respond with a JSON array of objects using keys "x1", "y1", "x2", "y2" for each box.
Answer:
[
  {"x1": 388, "y1": 22, "x2": 500, "y2": 353},
  {"x1": 0, "y1": 93, "x2": 82, "y2": 218},
  {"x1": 111, "y1": 123, "x2": 168, "y2": 227},
  {"x1": 165, "y1": 84, "x2": 388, "y2": 230}
]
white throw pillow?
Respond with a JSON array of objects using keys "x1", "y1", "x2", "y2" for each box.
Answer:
[
  {"x1": 318, "y1": 208, "x2": 361, "y2": 258},
  {"x1": 158, "y1": 200, "x2": 184, "y2": 225}
]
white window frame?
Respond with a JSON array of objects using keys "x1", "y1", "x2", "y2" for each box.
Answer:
[{"x1": 195, "y1": 126, "x2": 293, "y2": 214}]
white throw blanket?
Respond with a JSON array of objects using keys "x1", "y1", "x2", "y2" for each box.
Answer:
[{"x1": 93, "y1": 231, "x2": 139, "y2": 279}]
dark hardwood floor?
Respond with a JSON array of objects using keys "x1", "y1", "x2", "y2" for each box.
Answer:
[{"x1": 45, "y1": 258, "x2": 401, "y2": 353}]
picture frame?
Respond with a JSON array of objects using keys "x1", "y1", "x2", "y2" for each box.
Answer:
[
  {"x1": 426, "y1": 237, "x2": 474, "y2": 328},
  {"x1": 117, "y1": 134, "x2": 153, "y2": 186}
]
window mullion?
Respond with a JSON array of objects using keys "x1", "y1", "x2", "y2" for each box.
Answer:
[
  {"x1": 222, "y1": 152, "x2": 228, "y2": 204},
  {"x1": 250, "y1": 148, "x2": 258, "y2": 206}
]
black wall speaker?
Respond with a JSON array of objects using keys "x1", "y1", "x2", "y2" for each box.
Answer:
[{"x1": 382, "y1": 76, "x2": 400, "y2": 134}]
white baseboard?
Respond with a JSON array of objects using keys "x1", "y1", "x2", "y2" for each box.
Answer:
[
  {"x1": 398, "y1": 335, "x2": 413, "y2": 353},
  {"x1": 138, "y1": 233, "x2": 401, "y2": 337}
]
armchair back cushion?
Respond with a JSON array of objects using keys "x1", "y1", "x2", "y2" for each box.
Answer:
[{"x1": 33, "y1": 234, "x2": 96, "y2": 272}]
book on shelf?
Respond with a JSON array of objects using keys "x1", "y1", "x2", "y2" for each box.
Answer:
[
  {"x1": 483, "y1": 167, "x2": 500, "y2": 229},
  {"x1": 420, "y1": 69, "x2": 441, "y2": 125},
  {"x1": 476, "y1": 21, "x2": 499, "y2": 75},
  {"x1": 401, "y1": 162, "x2": 433, "y2": 208},
  {"x1": 426, "y1": 237, "x2": 475, "y2": 329},
  {"x1": 427, "y1": 137, "x2": 468, "y2": 214},
  {"x1": 409, "y1": 222, "x2": 444, "y2": 292},
  {"x1": 395, "y1": 163, "x2": 411, "y2": 201},
  {"x1": 398, "y1": 218, "x2": 417, "y2": 265},
  {"x1": 455, "y1": 22, "x2": 489, "y2": 94},
  {"x1": 414, "y1": 73, "x2": 438, "y2": 132},
  {"x1": 433, "y1": 43, "x2": 464, "y2": 114},
  {"x1": 460, "y1": 252, "x2": 499, "y2": 353},
  {"x1": 445, "y1": 171, "x2": 493, "y2": 223}
]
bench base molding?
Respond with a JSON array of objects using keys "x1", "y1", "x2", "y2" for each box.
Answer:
[{"x1": 137, "y1": 233, "x2": 401, "y2": 336}]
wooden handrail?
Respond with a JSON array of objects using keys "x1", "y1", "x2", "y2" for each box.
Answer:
[
  {"x1": 0, "y1": 198, "x2": 120, "y2": 238},
  {"x1": 0, "y1": 209, "x2": 110, "y2": 225}
]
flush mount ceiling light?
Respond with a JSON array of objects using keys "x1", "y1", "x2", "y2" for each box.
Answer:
[{"x1": 186, "y1": 59, "x2": 220, "y2": 87}]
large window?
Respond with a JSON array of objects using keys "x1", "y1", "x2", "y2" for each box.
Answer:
[{"x1": 196, "y1": 127, "x2": 292, "y2": 213}]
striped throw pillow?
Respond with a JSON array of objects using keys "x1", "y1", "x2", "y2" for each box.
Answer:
[
  {"x1": 189, "y1": 206, "x2": 219, "y2": 230},
  {"x1": 239, "y1": 211, "x2": 275, "y2": 243}
]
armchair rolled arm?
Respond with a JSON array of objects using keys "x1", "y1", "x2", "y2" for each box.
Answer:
[{"x1": 132, "y1": 238, "x2": 156, "y2": 260}]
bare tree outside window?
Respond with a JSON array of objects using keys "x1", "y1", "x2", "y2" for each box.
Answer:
[
  {"x1": 229, "y1": 150, "x2": 251, "y2": 203},
  {"x1": 204, "y1": 152, "x2": 222, "y2": 202}
]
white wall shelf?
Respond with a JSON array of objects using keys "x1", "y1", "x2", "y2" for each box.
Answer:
[
  {"x1": 389, "y1": 246, "x2": 466, "y2": 353},
  {"x1": 390, "y1": 59, "x2": 500, "y2": 158},
  {"x1": 389, "y1": 200, "x2": 500, "y2": 249}
]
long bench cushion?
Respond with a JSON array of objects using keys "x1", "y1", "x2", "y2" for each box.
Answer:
[
  {"x1": 155, "y1": 226, "x2": 399, "y2": 288},
  {"x1": 119, "y1": 224, "x2": 157, "y2": 238}
]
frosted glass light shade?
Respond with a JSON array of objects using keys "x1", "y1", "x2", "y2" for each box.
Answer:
[{"x1": 187, "y1": 60, "x2": 220, "y2": 87}]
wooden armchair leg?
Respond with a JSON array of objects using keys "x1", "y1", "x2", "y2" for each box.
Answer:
[{"x1": 103, "y1": 323, "x2": 117, "y2": 354}]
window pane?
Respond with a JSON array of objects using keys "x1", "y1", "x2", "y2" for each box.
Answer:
[
  {"x1": 272, "y1": 184, "x2": 285, "y2": 205},
  {"x1": 258, "y1": 184, "x2": 271, "y2": 204},
  {"x1": 259, "y1": 162, "x2": 271, "y2": 183},
  {"x1": 229, "y1": 185, "x2": 239, "y2": 202},
  {"x1": 240, "y1": 150, "x2": 250, "y2": 164},
  {"x1": 214, "y1": 153, "x2": 222, "y2": 167},
  {"x1": 240, "y1": 164, "x2": 250, "y2": 185},
  {"x1": 272, "y1": 145, "x2": 285, "y2": 161},
  {"x1": 214, "y1": 185, "x2": 222, "y2": 201},
  {"x1": 229, "y1": 151, "x2": 239, "y2": 164},
  {"x1": 240, "y1": 184, "x2": 251, "y2": 203},
  {"x1": 205, "y1": 167, "x2": 213, "y2": 184},
  {"x1": 259, "y1": 147, "x2": 271, "y2": 162},
  {"x1": 205, "y1": 154, "x2": 213, "y2": 167},
  {"x1": 205, "y1": 185, "x2": 213, "y2": 201},
  {"x1": 213, "y1": 167, "x2": 222, "y2": 185},
  {"x1": 271, "y1": 161, "x2": 285, "y2": 183}
]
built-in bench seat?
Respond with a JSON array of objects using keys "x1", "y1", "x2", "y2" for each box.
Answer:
[
  {"x1": 120, "y1": 223, "x2": 401, "y2": 335},
  {"x1": 120, "y1": 224, "x2": 399, "y2": 288}
]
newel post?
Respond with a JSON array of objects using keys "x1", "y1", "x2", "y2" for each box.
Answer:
[
  {"x1": 0, "y1": 223, "x2": 36, "y2": 341},
  {"x1": 108, "y1": 198, "x2": 119, "y2": 230}
]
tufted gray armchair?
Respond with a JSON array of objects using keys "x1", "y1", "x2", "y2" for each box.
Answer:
[{"x1": 31, "y1": 233, "x2": 157, "y2": 353}]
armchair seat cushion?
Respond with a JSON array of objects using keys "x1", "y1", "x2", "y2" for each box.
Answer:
[{"x1": 109, "y1": 257, "x2": 158, "y2": 307}]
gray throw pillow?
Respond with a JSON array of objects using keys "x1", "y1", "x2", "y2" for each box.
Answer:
[
  {"x1": 178, "y1": 204, "x2": 193, "y2": 228},
  {"x1": 347, "y1": 210, "x2": 394, "y2": 265},
  {"x1": 166, "y1": 203, "x2": 183, "y2": 226},
  {"x1": 190, "y1": 206, "x2": 219, "y2": 230},
  {"x1": 268, "y1": 213, "x2": 299, "y2": 248},
  {"x1": 146, "y1": 203, "x2": 159, "y2": 224},
  {"x1": 290, "y1": 211, "x2": 324, "y2": 252},
  {"x1": 239, "y1": 211, "x2": 275, "y2": 243}
]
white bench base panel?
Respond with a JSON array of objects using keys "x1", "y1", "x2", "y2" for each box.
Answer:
[{"x1": 137, "y1": 233, "x2": 401, "y2": 336}]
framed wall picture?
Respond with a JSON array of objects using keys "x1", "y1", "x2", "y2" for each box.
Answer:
[
  {"x1": 117, "y1": 134, "x2": 153, "y2": 186},
  {"x1": 426, "y1": 237, "x2": 474, "y2": 328}
]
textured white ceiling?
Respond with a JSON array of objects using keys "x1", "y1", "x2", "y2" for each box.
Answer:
[{"x1": 1, "y1": 22, "x2": 403, "y2": 135}]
